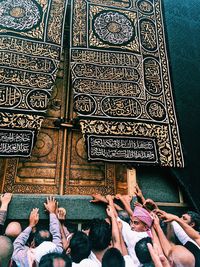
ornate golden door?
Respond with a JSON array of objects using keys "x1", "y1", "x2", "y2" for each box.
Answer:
[{"x1": 0, "y1": 50, "x2": 117, "y2": 195}]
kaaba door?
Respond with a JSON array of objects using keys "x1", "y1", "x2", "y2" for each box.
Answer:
[{"x1": 0, "y1": 53, "x2": 116, "y2": 195}]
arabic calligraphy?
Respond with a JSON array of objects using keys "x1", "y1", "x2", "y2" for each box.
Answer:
[
  {"x1": 0, "y1": 68, "x2": 54, "y2": 89},
  {"x1": 74, "y1": 94, "x2": 96, "y2": 115},
  {"x1": 0, "y1": 37, "x2": 60, "y2": 59},
  {"x1": 146, "y1": 100, "x2": 166, "y2": 121},
  {"x1": 144, "y1": 57, "x2": 162, "y2": 95},
  {"x1": 0, "y1": 0, "x2": 67, "y2": 157},
  {"x1": 0, "y1": 129, "x2": 33, "y2": 156},
  {"x1": 87, "y1": 0, "x2": 131, "y2": 8},
  {"x1": 0, "y1": 51, "x2": 56, "y2": 73},
  {"x1": 73, "y1": 63, "x2": 140, "y2": 81},
  {"x1": 140, "y1": 18, "x2": 157, "y2": 51},
  {"x1": 102, "y1": 97, "x2": 141, "y2": 118},
  {"x1": 73, "y1": 79, "x2": 141, "y2": 97},
  {"x1": 88, "y1": 135, "x2": 157, "y2": 162},
  {"x1": 71, "y1": 49, "x2": 140, "y2": 67},
  {"x1": 0, "y1": 85, "x2": 21, "y2": 108},
  {"x1": 27, "y1": 90, "x2": 50, "y2": 111},
  {"x1": 137, "y1": 0, "x2": 153, "y2": 14}
]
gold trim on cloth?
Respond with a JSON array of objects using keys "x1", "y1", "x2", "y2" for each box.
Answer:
[
  {"x1": 0, "y1": 0, "x2": 68, "y2": 157},
  {"x1": 71, "y1": 0, "x2": 184, "y2": 167}
]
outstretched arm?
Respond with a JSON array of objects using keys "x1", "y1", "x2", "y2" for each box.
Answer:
[
  {"x1": 12, "y1": 208, "x2": 39, "y2": 263},
  {"x1": 152, "y1": 213, "x2": 172, "y2": 258},
  {"x1": 115, "y1": 194, "x2": 133, "y2": 218},
  {"x1": 44, "y1": 196, "x2": 63, "y2": 252},
  {"x1": 158, "y1": 210, "x2": 200, "y2": 246},
  {"x1": 106, "y1": 205, "x2": 121, "y2": 251},
  {"x1": 0, "y1": 193, "x2": 12, "y2": 234},
  {"x1": 90, "y1": 193, "x2": 123, "y2": 211},
  {"x1": 134, "y1": 183, "x2": 146, "y2": 204}
]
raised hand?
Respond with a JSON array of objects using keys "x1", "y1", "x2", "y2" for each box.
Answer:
[
  {"x1": 44, "y1": 196, "x2": 58, "y2": 214},
  {"x1": 57, "y1": 207, "x2": 66, "y2": 221},
  {"x1": 144, "y1": 198, "x2": 158, "y2": 211},
  {"x1": 134, "y1": 183, "x2": 143, "y2": 197},
  {"x1": 29, "y1": 208, "x2": 39, "y2": 228},
  {"x1": 156, "y1": 209, "x2": 178, "y2": 223},
  {"x1": 106, "y1": 205, "x2": 115, "y2": 218},
  {"x1": 0, "y1": 193, "x2": 12, "y2": 210},
  {"x1": 90, "y1": 194, "x2": 108, "y2": 203}
]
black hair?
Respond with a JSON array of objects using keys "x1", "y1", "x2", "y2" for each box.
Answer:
[
  {"x1": 39, "y1": 253, "x2": 72, "y2": 267},
  {"x1": 69, "y1": 231, "x2": 91, "y2": 263},
  {"x1": 135, "y1": 237, "x2": 152, "y2": 264},
  {"x1": 102, "y1": 248, "x2": 125, "y2": 267},
  {"x1": 34, "y1": 229, "x2": 52, "y2": 247},
  {"x1": 89, "y1": 219, "x2": 112, "y2": 251},
  {"x1": 187, "y1": 211, "x2": 200, "y2": 231},
  {"x1": 117, "y1": 210, "x2": 130, "y2": 224}
]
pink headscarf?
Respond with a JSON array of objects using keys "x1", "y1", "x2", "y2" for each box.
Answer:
[{"x1": 133, "y1": 206, "x2": 153, "y2": 228}]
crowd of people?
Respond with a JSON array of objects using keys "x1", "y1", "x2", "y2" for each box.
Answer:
[{"x1": 0, "y1": 184, "x2": 200, "y2": 267}]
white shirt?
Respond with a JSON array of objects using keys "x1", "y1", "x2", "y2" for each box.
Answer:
[
  {"x1": 72, "y1": 258, "x2": 98, "y2": 267},
  {"x1": 119, "y1": 218, "x2": 149, "y2": 267},
  {"x1": 73, "y1": 252, "x2": 134, "y2": 267},
  {"x1": 124, "y1": 255, "x2": 134, "y2": 267},
  {"x1": 171, "y1": 221, "x2": 200, "y2": 248}
]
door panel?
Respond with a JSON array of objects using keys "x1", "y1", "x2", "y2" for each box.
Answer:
[{"x1": 64, "y1": 129, "x2": 115, "y2": 195}]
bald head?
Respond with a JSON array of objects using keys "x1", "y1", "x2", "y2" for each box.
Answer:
[
  {"x1": 170, "y1": 245, "x2": 195, "y2": 267},
  {"x1": 5, "y1": 221, "x2": 22, "y2": 239},
  {"x1": 0, "y1": 235, "x2": 13, "y2": 267}
]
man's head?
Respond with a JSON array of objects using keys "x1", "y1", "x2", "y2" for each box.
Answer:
[
  {"x1": 131, "y1": 206, "x2": 153, "y2": 232},
  {"x1": 135, "y1": 237, "x2": 152, "y2": 264},
  {"x1": 117, "y1": 210, "x2": 130, "y2": 224},
  {"x1": 102, "y1": 248, "x2": 125, "y2": 267},
  {"x1": 32, "y1": 229, "x2": 52, "y2": 247},
  {"x1": 5, "y1": 221, "x2": 22, "y2": 241},
  {"x1": 169, "y1": 245, "x2": 195, "y2": 267},
  {"x1": 39, "y1": 253, "x2": 72, "y2": 267},
  {"x1": 89, "y1": 219, "x2": 112, "y2": 252},
  {"x1": 68, "y1": 231, "x2": 91, "y2": 263},
  {"x1": 0, "y1": 235, "x2": 13, "y2": 267},
  {"x1": 181, "y1": 211, "x2": 200, "y2": 231}
]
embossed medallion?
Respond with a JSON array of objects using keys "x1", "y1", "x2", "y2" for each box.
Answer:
[
  {"x1": 0, "y1": 0, "x2": 42, "y2": 31},
  {"x1": 93, "y1": 11, "x2": 135, "y2": 45}
]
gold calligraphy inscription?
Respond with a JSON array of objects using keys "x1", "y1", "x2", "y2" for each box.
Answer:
[
  {"x1": 88, "y1": 135, "x2": 158, "y2": 163},
  {"x1": 73, "y1": 79, "x2": 141, "y2": 97},
  {"x1": 0, "y1": 68, "x2": 54, "y2": 89},
  {"x1": 87, "y1": 0, "x2": 131, "y2": 8},
  {"x1": 80, "y1": 119, "x2": 183, "y2": 167},
  {"x1": 72, "y1": 63, "x2": 140, "y2": 81},
  {"x1": 71, "y1": 49, "x2": 140, "y2": 67},
  {"x1": 0, "y1": 37, "x2": 60, "y2": 60},
  {"x1": 71, "y1": 48, "x2": 143, "y2": 98},
  {"x1": 47, "y1": 0, "x2": 66, "y2": 44},
  {"x1": 0, "y1": 86, "x2": 21, "y2": 108},
  {"x1": 144, "y1": 58, "x2": 162, "y2": 95},
  {"x1": 137, "y1": 0, "x2": 153, "y2": 14},
  {"x1": 71, "y1": 0, "x2": 87, "y2": 47},
  {"x1": 102, "y1": 97, "x2": 141, "y2": 118},
  {"x1": 0, "y1": 129, "x2": 33, "y2": 157},
  {"x1": 140, "y1": 18, "x2": 157, "y2": 51},
  {"x1": 0, "y1": 51, "x2": 56, "y2": 73}
]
